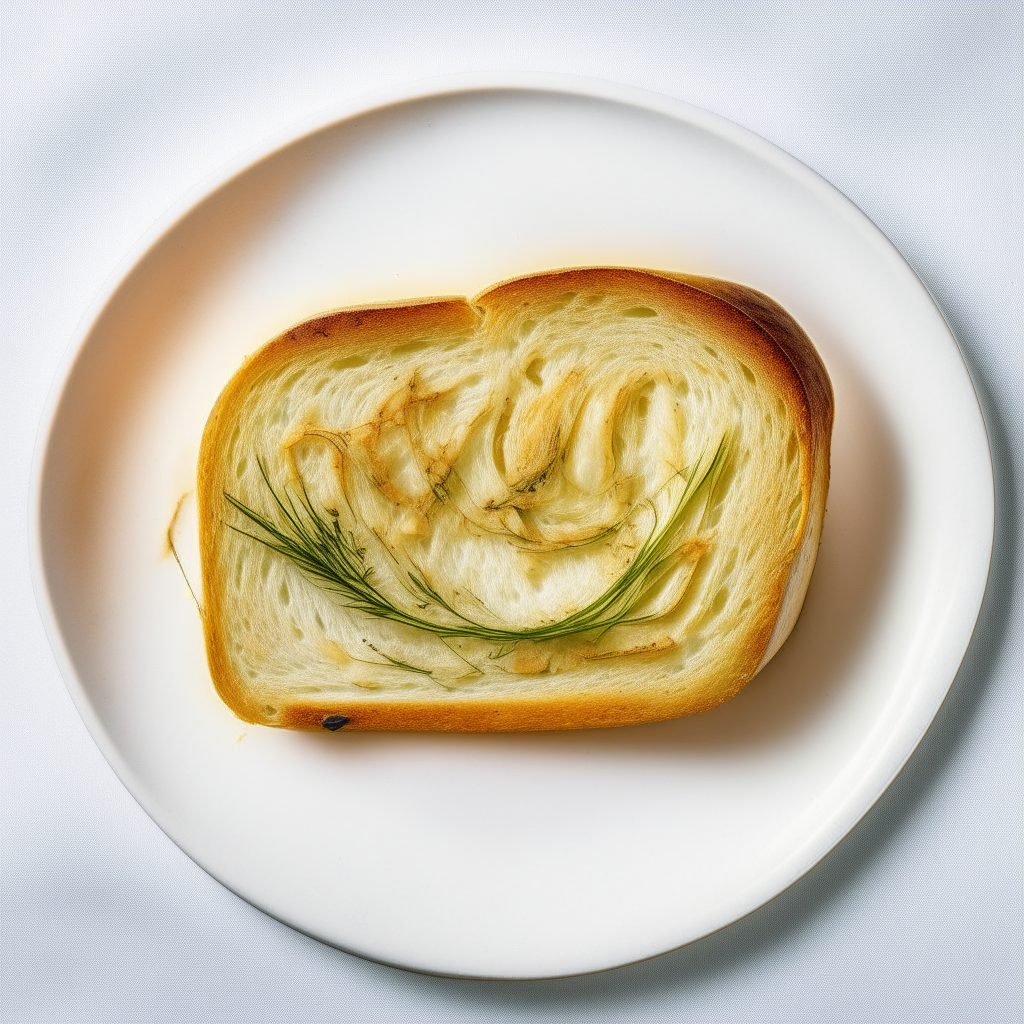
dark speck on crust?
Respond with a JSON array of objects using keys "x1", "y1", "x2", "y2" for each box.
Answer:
[{"x1": 322, "y1": 715, "x2": 350, "y2": 731}]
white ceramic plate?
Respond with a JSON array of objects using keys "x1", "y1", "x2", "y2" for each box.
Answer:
[{"x1": 32, "y1": 76, "x2": 992, "y2": 979}]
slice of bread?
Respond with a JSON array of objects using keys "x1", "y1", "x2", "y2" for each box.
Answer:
[{"x1": 197, "y1": 268, "x2": 833, "y2": 731}]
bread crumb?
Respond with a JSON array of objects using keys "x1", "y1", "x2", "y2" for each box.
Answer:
[
  {"x1": 320, "y1": 640, "x2": 353, "y2": 665},
  {"x1": 511, "y1": 641, "x2": 550, "y2": 674},
  {"x1": 399, "y1": 509, "x2": 429, "y2": 536}
]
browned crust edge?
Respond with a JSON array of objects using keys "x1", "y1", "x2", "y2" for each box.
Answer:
[
  {"x1": 197, "y1": 268, "x2": 833, "y2": 732},
  {"x1": 666, "y1": 274, "x2": 834, "y2": 667}
]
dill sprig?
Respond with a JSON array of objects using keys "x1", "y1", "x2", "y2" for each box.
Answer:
[{"x1": 223, "y1": 438, "x2": 726, "y2": 643}]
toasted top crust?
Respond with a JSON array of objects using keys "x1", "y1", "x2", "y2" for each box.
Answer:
[{"x1": 197, "y1": 267, "x2": 833, "y2": 731}]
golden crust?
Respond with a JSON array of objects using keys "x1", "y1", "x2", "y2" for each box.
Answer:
[
  {"x1": 667, "y1": 273, "x2": 834, "y2": 667},
  {"x1": 197, "y1": 268, "x2": 833, "y2": 732}
]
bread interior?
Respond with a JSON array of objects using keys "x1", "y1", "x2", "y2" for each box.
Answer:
[{"x1": 205, "y1": 276, "x2": 807, "y2": 724}]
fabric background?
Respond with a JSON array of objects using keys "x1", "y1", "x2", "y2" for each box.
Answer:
[{"x1": 2, "y1": 3, "x2": 1021, "y2": 1021}]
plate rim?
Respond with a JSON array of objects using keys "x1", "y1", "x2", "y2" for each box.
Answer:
[{"x1": 28, "y1": 71, "x2": 996, "y2": 979}]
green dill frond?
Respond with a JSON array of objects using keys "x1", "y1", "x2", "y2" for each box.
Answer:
[{"x1": 223, "y1": 438, "x2": 726, "y2": 644}]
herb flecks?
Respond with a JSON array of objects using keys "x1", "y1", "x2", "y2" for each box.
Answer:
[{"x1": 223, "y1": 439, "x2": 726, "y2": 644}]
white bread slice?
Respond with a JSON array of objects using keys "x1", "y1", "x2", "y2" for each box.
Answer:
[{"x1": 197, "y1": 268, "x2": 833, "y2": 731}]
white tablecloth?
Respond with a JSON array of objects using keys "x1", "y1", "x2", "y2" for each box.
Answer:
[{"x1": 3, "y1": 3, "x2": 1021, "y2": 1021}]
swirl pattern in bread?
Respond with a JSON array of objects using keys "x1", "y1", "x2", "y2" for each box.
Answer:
[{"x1": 197, "y1": 267, "x2": 833, "y2": 731}]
